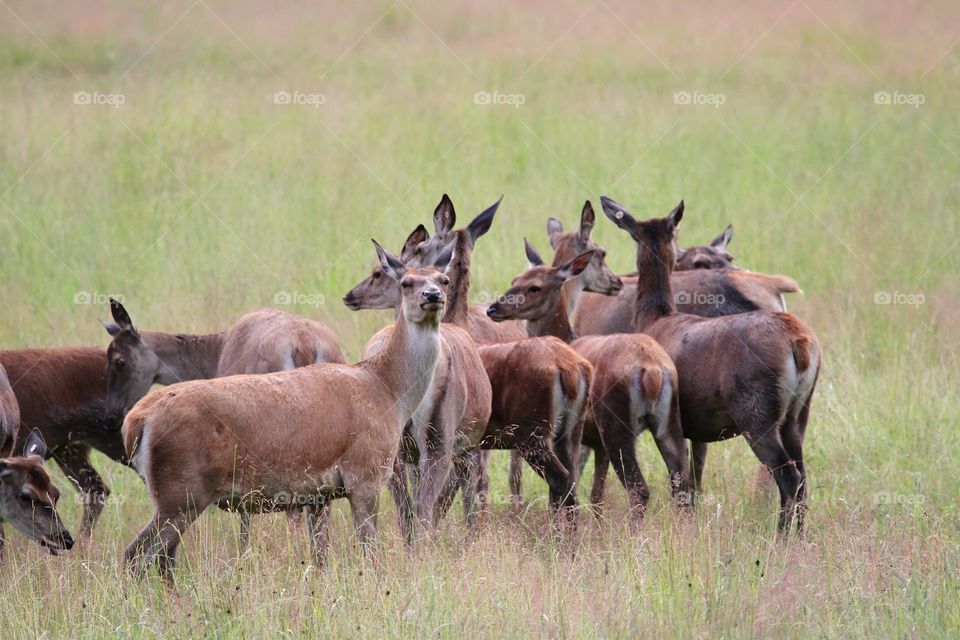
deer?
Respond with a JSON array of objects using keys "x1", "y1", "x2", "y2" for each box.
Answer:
[
  {"x1": 344, "y1": 195, "x2": 525, "y2": 345},
  {"x1": 0, "y1": 347, "x2": 125, "y2": 537},
  {"x1": 353, "y1": 196, "x2": 494, "y2": 543},
  {"x1": 0, "y1": 429, "x2": 75, "y2": 562},
  {"x1": 600, "y1": 196, "x2": 820, "y2": 534},
  {"x1": 102, "y1": 303, "x2": 345, "y2": 427},
  {"x1": 121, "y1": 240, "x2": 449, "y2": 583},
  {"x1": 0, "y1": 363, "x2": 19, "y2": 457},
  {"x1": 487, "y1": 238, "x2": 690, "y2": 519},
  {"x1": 675, "y1": 224, "x2": 735, "y2": 271}
]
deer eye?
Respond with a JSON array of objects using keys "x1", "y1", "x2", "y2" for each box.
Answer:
[
  {"x1": 114, "y1": 357, "x2": 126, "y2": 370},
  {"x1": 401, "y1": 279, "x2": 413, "y2": 289},
  {"x1": 528, "y1": 286, "x2": 542, "y2": 294},
  {"x1": 694, "y1": 261, "x2": 708, "y2": 269},
  {"x1": 439, "y1": 276, "x2": 450, "y2": 286},
  {"x1": 371, "y1": 271, "x2": 381, "y2": 280},
  {"x1": 18, "y1": 493, "x2": 32, "y2": 504}
]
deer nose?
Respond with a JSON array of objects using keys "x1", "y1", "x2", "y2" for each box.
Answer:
[
  {"x1": 424, "y1": 289, "x2": 442, "y2": 304},
  {"x1": 486, "y1": 302, "x2": 500, "y2": 316},
  {"x1": 60, "y1": 531, "x2": 75, "y2": 550}
]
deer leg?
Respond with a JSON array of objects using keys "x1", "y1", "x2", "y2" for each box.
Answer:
[
  {"x1": 388, "y1": 455, "x2": 413, "y2": 545},
  {"x1": 743, "y1": 426, "x2": 802, "y2": 535},
  {"x1": 412, "y1": 426, "x2": 453, "y2": 539},
  {"x1": 604, "y1": 433, "x2": 650, "y2": 521},
  {"x1": 434, "y1": 457, "x2": 462, "y2": 522},
  {"x1": 690, "y1": 441, "x2": 708, "y2": 493},
  {"x1": 53, "y1": 445, "x2": 109, "y2": 537},
  {"x1": 508, "y1": 450, "x2": 525, "y2": 513},
  {"x1": 589, "y1": 446, "x2": 609, "y2": 517},
  {"x1": 0, "y1": 522, "x2": 5, "y2": 565},
  {"x1": 348, "y1": 484, "x2": 380, "y2": 562},
  {"x1": 307, "y1": 499, "x2": 332, "y2": 568},
  {"x1": 779, "y1": 399, "x2": 812, "y2": 534},
  {"x1": 521, "y1": 444, "x2": 576, "y2": 526},
  {"x1": 649, "y1": 409, "x2": 693, "y2": 510},
  {"x1": 458, "y1": 448, "x2": 484, "y2": 527},
  {"x1": 238, "y1": 513, "x2": 252, "y2": 552}
]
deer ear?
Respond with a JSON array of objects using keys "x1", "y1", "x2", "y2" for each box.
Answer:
[
  {"x1": 401, "y1": 224, "x2": 430, "y2": 261},
  {"x1": 524, "y1": 238, "x2": 545, "y2": 267},
  {"x1": 372, "y1": 239, "x2": 406, "y2": 281},
  {"x1": 547, "y1": 218, "x2": 564, "y2": 249},
  {"x1": 667, "y1": 200, "x2": 684, "y2": 228},
  {"x1": 100, "y1": 319, "x2": 121, "y2": 337},
  {"x1": 579, "y1": 200, "x2": 595, "y2": 240},
  {"x1": 600, "y1": 196, "x2": 637, "y2": 231},
  {"x1": 23, "y1": 428, "x2": 47, "y2": 459},
  {"x1": 558, "y1": 251, "x2": 595, "y2": 280},
  {"x1": 711, "y1": 224, "x2": 732, "y2": 250},
  {"x1": 467, "y1": 195, "x2": 502, "y2": 244},
  {"x1": 109, "y1": 298, "x2": 135, "y2": 332},
  {"x1": 434, "y1": 245, "x2": 454, "y2": 272},
  {"x1": 433, "y1": 194, "x2": 456, "y2": 234}
]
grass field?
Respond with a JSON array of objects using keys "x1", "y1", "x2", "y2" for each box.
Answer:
[{"x1": 1, "y1": 1, "x2": 958, "y2": 637}]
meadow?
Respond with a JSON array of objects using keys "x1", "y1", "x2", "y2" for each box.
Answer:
[{"x1": 0, "y1": 1, "x2": 958, "y2": 637}]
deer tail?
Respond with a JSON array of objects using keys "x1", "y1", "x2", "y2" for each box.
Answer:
[{"x1": 637, "y1": 366, "x2": 664, "y2": 404}]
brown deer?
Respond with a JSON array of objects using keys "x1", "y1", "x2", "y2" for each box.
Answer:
[
  {"x1": 601, "y1": 196, "x2": 820, "y2": 533},
  {"x1": 102, "y1": 303, "x2": 344, "y2": 426},
  {"x1": 0, "y1": 429, "x2": 75, "y2": 562},
  {"x1": 344, "y1": 195, "x2": 525, "y2": 345},
  {"x1": 0, "y1": 347, "x2": 124, "y2": 537},
  {"x1": 122, "y1": 240, "x2": 449, "y2": 583},
  {"x1": 354, "y1": 197, "x2": 494, "y2": 542},
  {"x1": 675, "y1": 224, "x2": 735, "y2": 271},
  {"x1": 487, "y1": 242, "x2": 689, "y2": 518},
  {"x1": 0, "y1": 363, "x2": 19, "y2": 457}
]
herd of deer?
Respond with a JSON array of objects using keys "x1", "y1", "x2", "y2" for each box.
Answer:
[{"x1": 0, "y1": 194, "x2": 819, "y2": 585}]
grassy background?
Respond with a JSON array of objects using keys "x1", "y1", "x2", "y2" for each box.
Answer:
[{"x1": 1, "y1": 1, "x2": 958, "y2": 637}]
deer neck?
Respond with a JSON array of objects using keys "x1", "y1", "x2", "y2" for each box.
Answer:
[
  {"x1": 140, "y1": 330, "x2": 225, "y2": 384},
  {"x1": 526, "y1": 280, "x2": 580, "y2": 343},
  {"x1": 370, "y1": 309, "x2": 442, "y2": 421},
  {"x1": 634, "y1": 242, "x2": 676, "y2": 331},
  {"x1": 442, "y1": 231, "x2": 471, "y2": 327}
]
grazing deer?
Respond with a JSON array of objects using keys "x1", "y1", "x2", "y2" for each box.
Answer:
[
  {"x1": 488, "y1": 241, "x2": 689, "y2": 518},
  {"x1": 122, "y1": 241, "x2": 448, "y2": 583},
  {"x1": 355, "y1": 196, "x2": 494, "y2": 542},
  {"x1": 0, "y1": 363, "x2": 19, "y2": 457},
  {"x1": 601, "y1": 196, "x2": 820, "y2": 533},
  {"x1": 0, "y1": 429, "x2": 74, "y2": 562},
  {"x1": 344, "y1": 195, "x2": 525, "y2": 345},
  {"x1": 675, "y1": 224, "x2": 735, "y2": 271},
  {"x1": 0, "y1": 348, "x2": 124, "y2": 537}
]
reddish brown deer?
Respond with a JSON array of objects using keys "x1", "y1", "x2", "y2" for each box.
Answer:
[
  {"x1": 0, "y1": 347, "x2": 124, "y2": 537},
  {"x1": 122, "y1": 241, "x2": 449, "y2": 583},
  {"x1": 344, "y1": 195, "x2": 525, "y2": 345},
  {"x1": 601, "y1": 196, "x2": 820, "y2": 533},
  {"x1": 356, "y1": 198, "x2": 493, "y2": 542},
  {"x1": 487, "y1": 242, "x2": 689, "y2": 518},
  {"x1": 0, "y1": 363, "x2": 19, "y2": 457},
  {"x1": 0, "y1": 429, "x2": 75, "y2": 562}
]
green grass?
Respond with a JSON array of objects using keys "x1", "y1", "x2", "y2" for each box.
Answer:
[{"x1": 1, "y1": 1, "x2": 958, "y2": 637}]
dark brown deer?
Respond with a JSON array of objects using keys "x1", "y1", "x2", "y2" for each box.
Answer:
[
  {"x1": 0, "y1": 347, "x2": 124, "y2": 537},
  {"x1": 601, "y1": 196, "x2": 820, "y2": 533},
  {"x1": 122, "y1": 241, "x2": 449, "y2": 583},
  {"x1": 344, "y1": 195, "x2": 525, "y2": 345},
  {"x1": 488, "y1": 242, "x2": 689, "y2": 518},
  {"x1": 355, "y1": 197, "x2": 494, "y2": 542},
  {"x1": 0, "y1": 429, "x2": 75, "y2": 562}
]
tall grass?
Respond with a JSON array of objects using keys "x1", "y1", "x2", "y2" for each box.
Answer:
[{"x1": 0, "y1": 1, "x2": 957, "y2": 637}]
